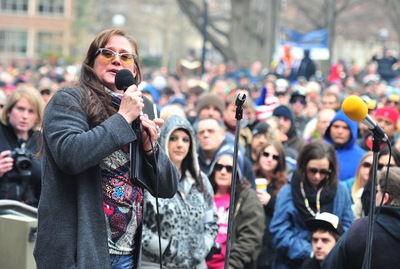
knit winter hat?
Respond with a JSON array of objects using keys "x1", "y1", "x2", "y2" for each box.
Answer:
[
  {"x1": 272, "y1": 105, "x2": 293, "y2": 121},
  {"x1": 195, "y1": 93, "x2": 225, "y2": 115},
  {"x1": 374, "y1": 106, "x2": 399, "y2": 125},
  {"x1": 252, "y1": 121, "x2": 271, "y2": 137}
]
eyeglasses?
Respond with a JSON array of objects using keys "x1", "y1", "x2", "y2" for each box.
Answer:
[
  {"x1": 290, "y1": 98, "x2": 306, "y2": 105},
  {"x1": 262, "y1": 152, "x2": 279, "y2": 161},
  {"x1": 378, "y1": 163, "x2": 397, "y2": 171},
  {"x1": 386, "y1": 100, "x2": 400, "y2": 106},
  {"x1": 307, "y1": 167, "x2": 331, "y2": 177},
  {"x1": 40, "y1": 89, "x2": 51, "y2": 95},
  {"x1": 214, "y1": 163, "x2": 233, "y2": 173},
  {"x1": 96, "y1": 48, "x2": 137, "y2": 65},
  {"x1": 361, "y1": 162, "x2": 372, "y2": 169}
]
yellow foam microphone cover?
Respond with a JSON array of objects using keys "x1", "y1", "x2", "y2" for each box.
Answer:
[{"x1": 341, "y1": 95, "x2": 368, "y2": 122}]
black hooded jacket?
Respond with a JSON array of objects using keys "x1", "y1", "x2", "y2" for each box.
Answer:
[{"x1": 323, "y1": 206, "x2": 400, "y2": 269}]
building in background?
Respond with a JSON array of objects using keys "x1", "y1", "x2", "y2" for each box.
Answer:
[{"x1": 0, "y1": 0, "x2": 73, "y2": 67}]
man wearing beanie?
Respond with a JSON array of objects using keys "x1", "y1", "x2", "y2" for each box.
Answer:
[
  {"x1": 247, "y1": 121, "x2": 273, "y2": 162},
  {"x1": 272, "y1": 105, "x2": 306, "y2": 154},
  {"x1": 195, "y1": 92, "x2": 225, "y2": 121},
  {"x1": 358, "y1": 105, "x2": 399, "y2": 150}
]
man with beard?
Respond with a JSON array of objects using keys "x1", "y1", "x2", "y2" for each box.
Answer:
[{"x1": 324, "y1": 109, "x2": 366, "y2": 182}]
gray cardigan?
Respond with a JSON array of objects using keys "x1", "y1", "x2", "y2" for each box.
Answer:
[{"x1": 34, "y1": 87, "x2": 179, "y2": 269}]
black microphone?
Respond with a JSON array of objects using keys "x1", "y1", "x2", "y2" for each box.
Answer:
[
  {"x1": 115, "y1": 69, "x2": 141, "y2": 180},
  {"x1": 115, "y1": 69, "x2": 135, "y2": 92},
  {"x1": 114, "y1": 69, "x2": 158, "y2": 119},
  {"x1": 114, "y1": 69, "x2": 159, "y2": 181}
]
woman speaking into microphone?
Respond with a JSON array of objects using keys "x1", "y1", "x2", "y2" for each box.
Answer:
[{"x1": 34, "y1": 28, "x2": 179, "y2": 269}]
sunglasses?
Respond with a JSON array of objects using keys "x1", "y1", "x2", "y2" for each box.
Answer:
[
  {"x1": 307, "y1": 167, "x2": 331, "y2": 177},
  {"x1": 290, "y1": 98, "x2": 306, "y2": 105},
  {"x1": 96, "y1": 48, "x2": 137, "y2": 65},
  {"x1": 40, "y1": 89, "x2": 51, "y2": 95},
  {"x1": 214, "y1": 163, "x2": 233, "y2": 173},
  {"x1": 262, "y1": 151, "x2": 279, "y2": 161},
  {"x1": 361, "y1": 162, "x2": 372, "y2": 169},
  {"x1": 386, "y1": 100, "x2": 400, "y2": 106},
  {"x1": 378, "y1": 163, "x2": 396, "y2": 171}
]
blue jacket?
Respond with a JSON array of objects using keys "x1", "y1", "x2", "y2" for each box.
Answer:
[
  {"x1": 269, "y1": 183, "x2": 353, "y2": 269},
  {"x1": 324, "y1": 110, "x2": 366, "y2": 181}
]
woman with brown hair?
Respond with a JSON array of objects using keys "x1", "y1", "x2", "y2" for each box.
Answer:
[
  {"x1": 253, "y1": 140, "x2": 288, "y2": 269},
  {"x1": 34, "y1": 28, "x2": 179, "y2": 269},
  {"x1": 269, "y1": 141, "x2": 353, "y2": 269}
]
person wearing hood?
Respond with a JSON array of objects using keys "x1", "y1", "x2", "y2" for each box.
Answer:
[
  {"x1": 324, "y1": 167, "x2": 400, "y2": 269},
  {"x1": 296, "y1": 49, "x2": 316, "y2": 81},
  {"x1": 324, "y1": 109, "x2": 366, "y2": 182},
  {"x1": 206, "y1": 148, "x2": 265, "y2": 269},
  {"x1": 272, "y1": 105, "x2": 306, "y2": 154},
  {"x1": 142, "y1": 115, "x2": 218, "y2": 269}
]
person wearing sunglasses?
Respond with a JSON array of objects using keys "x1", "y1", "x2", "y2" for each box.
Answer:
[
  {"x1": 289, "y1": 89, "x2": 308, "y2": 137},
  {"x1": 360, "y1": 144, "x2": 400, "y2": 217},
  {"x1": 343, "y1": 151, "x2": 374, "y2": 220},
  {"x1": 324, "y1": 167, "x2": 400, "y2": 269},
  {"x1": 141, "y1": 115, "x2": 218, "y2": 269},
  {"x1": 253, "y1": 141, "x2": 288, "y2": 269},
  {"x1": 270, "y1": 141, "x2": 353, "y2": 269},
  {"x1": 206, "y1": 148, "x2": 265, "y2": 269},
  {"x1": 34, "y1": 28, "x2": 179, "y2": 269}
]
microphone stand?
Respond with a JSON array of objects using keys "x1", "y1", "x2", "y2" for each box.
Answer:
[
  {"x1": 224, "y1": 93, "x2": 246, "y2": 269},
  {"x1": 362, "y1": 130, "x2": 386, "y2": 269}
]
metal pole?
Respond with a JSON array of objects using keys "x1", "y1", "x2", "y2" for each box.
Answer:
[{"x1": 201, "y1": 0, "x2": 209, "y2": 76}]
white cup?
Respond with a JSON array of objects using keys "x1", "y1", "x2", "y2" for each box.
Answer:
[{"x1": 255, "y1": 178, "x2": 267, "y2": 192}]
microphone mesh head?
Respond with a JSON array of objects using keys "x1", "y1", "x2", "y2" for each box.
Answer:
[
  {"x1": 115, "y1": 69, "x2": 135, "y2": 91},
  {"x1": 342, "y1": 95, "x2": 368, "y2": 122}
]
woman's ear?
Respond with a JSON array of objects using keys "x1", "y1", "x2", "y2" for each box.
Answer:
[{"x1": 384, "y1": 192, "x2": 391, "y2": 205}]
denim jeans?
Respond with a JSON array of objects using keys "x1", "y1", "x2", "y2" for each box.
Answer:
[{"x1": 109, "y1": 254, "x2": 134, "y2": 269}]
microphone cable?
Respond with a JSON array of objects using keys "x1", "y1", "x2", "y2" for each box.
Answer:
[
  {"x1": 112, "y1": 95, "x2": 163, "y2": 268},
  {"x1": 362, "y1": 140, "x2": 391, "y2": 269}
]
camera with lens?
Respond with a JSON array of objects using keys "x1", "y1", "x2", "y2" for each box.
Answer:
[{"x1": 7, "y1": 141, "x2": 33, "y2": 179}]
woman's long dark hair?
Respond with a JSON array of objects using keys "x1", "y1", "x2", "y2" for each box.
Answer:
[
  {"x1": 254, "y1": 140, "x2": 287, "y2": 195},
  {"x1": 78, "y1": 28, "x2": 143, "y2": 128},
  {"x1": 296, "y1": 141, "x2": 339, "y2": 190},
  {"x1": 178, "y1": 128, "x2": 204, "y2": 193}
]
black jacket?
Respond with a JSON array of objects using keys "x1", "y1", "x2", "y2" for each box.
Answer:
[
  {"x1": 323, "y1": 206, "x2": 400, "y2": 269},
  {"x1": 0, "y1": 122, "x2": 41, "y2": 206}
]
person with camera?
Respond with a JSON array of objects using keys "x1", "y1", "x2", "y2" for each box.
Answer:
[{"x1": 0, "y1": 85, "x2": 45, "y2": 207}]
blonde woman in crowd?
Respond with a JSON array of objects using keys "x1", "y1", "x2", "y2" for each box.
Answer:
[{"x1": 344, "y1": 151, "x2": 373, "y2": 219}]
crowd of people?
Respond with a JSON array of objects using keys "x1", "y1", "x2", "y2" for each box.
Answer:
[{"x1": 1, "y1": 27, "x2": 400, "y2": 268}]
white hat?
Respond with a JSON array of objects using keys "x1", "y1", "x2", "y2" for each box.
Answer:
[{"x1": 306, "y1": 212, "x2": 343, "y2": 235}]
